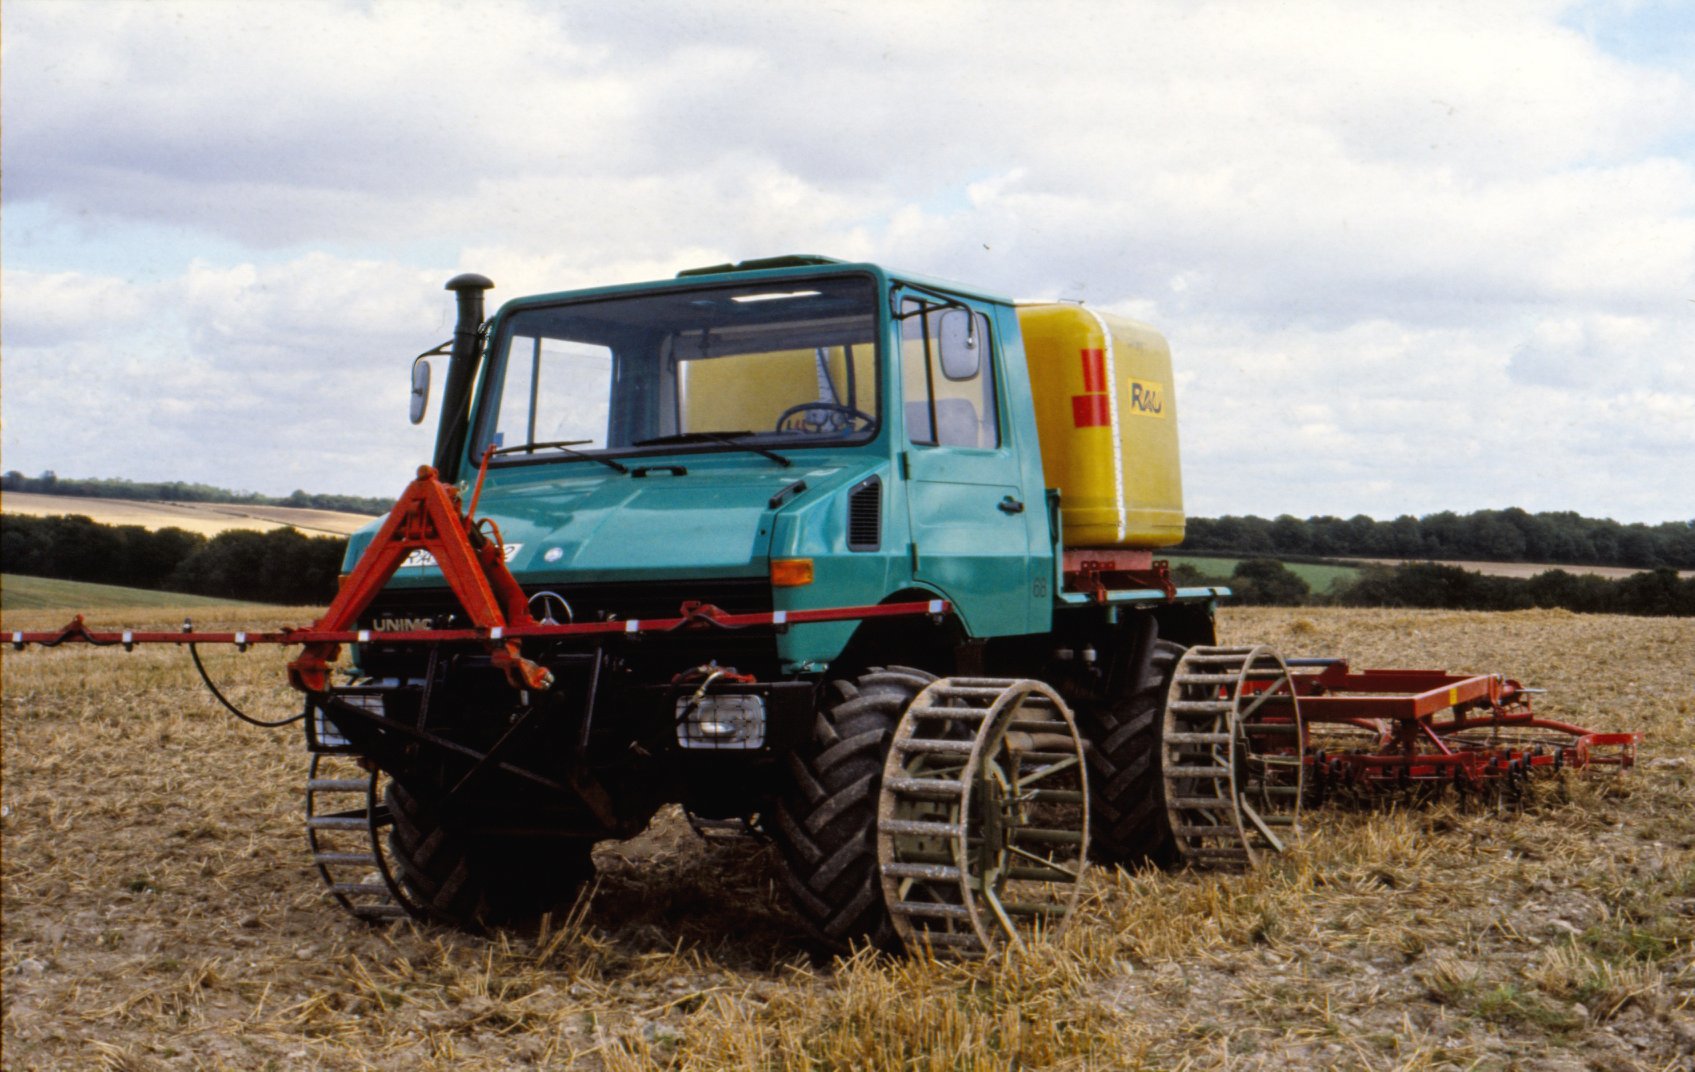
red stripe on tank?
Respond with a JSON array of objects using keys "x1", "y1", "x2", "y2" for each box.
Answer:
[
  {"x1": 1079, "y1": 348, "x2": 1106, "y2": 392},
  {"x1": 1072, "y1": 393, "x2": 1110, "y2": 427}
]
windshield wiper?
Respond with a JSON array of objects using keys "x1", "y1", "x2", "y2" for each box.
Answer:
[
  {"x1": 491, "y1": 439, "x2": 629, "y2": 474},
  {"x1": 632, "y1": 431, "x2": 792, "y2": 468}
]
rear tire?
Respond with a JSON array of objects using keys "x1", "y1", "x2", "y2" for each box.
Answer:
[
  {"x1": 1078, "y1": 640, "x2": 1185, "y2": 867},
  {"x1": 385, "y1": 781, "x2": 594, "y2": 929},
  {"x1": 769, "y1": 666, "x2": 935, "y2": 951}
]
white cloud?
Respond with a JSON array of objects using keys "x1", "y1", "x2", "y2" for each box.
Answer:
[
  {"x1": 1509, "y1": 313, "x2": 1693, "y2": 389},
  {"x1": 1172, "y1": 313, "x2": 1694, "y2": 522},
  {"x1": 0, "y1": 269, "x2": 149, "y2": 345},
  {"x1": 1, "y1": 255, "x2": 447, "y2": 494},
  {"x1": 1, "y1": 0, "x2": 1692, "y2": 520}
]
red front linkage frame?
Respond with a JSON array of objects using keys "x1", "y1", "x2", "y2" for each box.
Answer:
[{"x1": 285, "y1": 464, "x2": 549, "y2": 694}]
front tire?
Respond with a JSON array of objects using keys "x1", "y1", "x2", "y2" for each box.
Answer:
[
  {"x1": 769, "y1": 666, "x2": 935, "y2": 951},
  {"x1": 385, "y1": 781, "x2": 594, "y2": 929}
]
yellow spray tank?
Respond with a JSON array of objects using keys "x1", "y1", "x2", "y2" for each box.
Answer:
[{"x1": 1016, "y1": 302, "x2": 1185, "y2": 549}]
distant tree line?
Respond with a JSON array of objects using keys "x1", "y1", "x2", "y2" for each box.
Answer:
[
  {"x1": 1177, "y1": 558, "x2": 1695, "y2": 617},
  {"x1": 1, "y1": 514, "x2": 345, "y2": 605},
  {"x1": 2, "y1": 470, "x2": 391, "y2": 516},
  {"x1": 13, "y1": 472, "x2": 1690, "y2": 569},
  {"x1": 1181, "y1": 509, "x2": 1695, "y2": 570},
  {"x1": 7, "y1": 503, "x2": 1692, "y2": 616}
]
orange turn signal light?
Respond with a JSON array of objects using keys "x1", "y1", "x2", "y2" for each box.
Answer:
[{"x1": 770, "y1": 558, "x2": 815, "y2": 587}]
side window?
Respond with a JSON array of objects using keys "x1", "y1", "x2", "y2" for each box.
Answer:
[
  {"x1": 901, "y1": 301, "x2": 999, "y2": 448},
  {"x1": 492, "y1": 335, "x2": 614, "y2": 450}
]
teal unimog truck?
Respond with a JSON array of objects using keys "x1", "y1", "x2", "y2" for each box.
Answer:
[{"x1": 304, "y1": 255, "x2": 1298, "y2": 955}]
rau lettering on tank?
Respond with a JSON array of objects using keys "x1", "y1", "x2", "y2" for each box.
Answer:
[{"x1": 1125, "y1": 378, "x2": 1165, "y2": 417}]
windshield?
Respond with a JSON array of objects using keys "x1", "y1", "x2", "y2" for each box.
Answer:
[{"x1": 477, "y1": 275, "x2": 880, "y2": 464}]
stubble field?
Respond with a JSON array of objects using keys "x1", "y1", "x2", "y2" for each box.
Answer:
[
  {"x1": 1, "y1": 493, "x2": 375, "y2": 537},
  {"x1": 2, "y1": 605, "x2": 1691, "y2": 1070}
]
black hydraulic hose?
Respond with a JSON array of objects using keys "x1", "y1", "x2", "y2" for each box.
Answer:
[{"x1": 188, "y1": 643, "x2": 305, "y2": 728}]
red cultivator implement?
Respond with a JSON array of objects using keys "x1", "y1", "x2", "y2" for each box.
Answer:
[
  {"x1": 1238, "y1": 660, "x2": 1639, "y2": 806},
  {"x1": 1147, "y1": 644, "x2": 1642, "y2": 880}
]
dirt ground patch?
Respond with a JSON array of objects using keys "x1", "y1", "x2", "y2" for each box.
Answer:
[{"x1": 3, "y1": 606, "x2": 1692, "y2": 1070}]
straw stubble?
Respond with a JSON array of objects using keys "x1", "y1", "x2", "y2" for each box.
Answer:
[{"x1": 3, "y1": 605, "x2": 1691, "y2": 1069}]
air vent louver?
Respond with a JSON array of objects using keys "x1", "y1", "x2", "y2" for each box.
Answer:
[{"x1": 847, "y1": 477, "x2": 881, "y2": 552}]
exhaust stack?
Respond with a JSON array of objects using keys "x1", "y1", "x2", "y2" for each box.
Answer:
[{"x1": 432, "y1": 273, "x2": 495, "y2": 480}]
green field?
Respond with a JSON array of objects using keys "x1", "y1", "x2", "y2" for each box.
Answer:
[
  {"x1": 0, "y1": 574, "x2": 239, "y2": 612},
  {"x1": 1166, "y1": 555, "x2": 1361, "y2": 592}
]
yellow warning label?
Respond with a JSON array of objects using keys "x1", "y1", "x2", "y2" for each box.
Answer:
[{"x1": 1125, "y1": 377, "x2": 1167, "y2": 418}]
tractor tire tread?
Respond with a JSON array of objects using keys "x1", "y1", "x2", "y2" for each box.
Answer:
[
  {"x1": 384, "y1": 781, "x2": 594, "y2": 929},
  {"x1": 770, "y1": 665, "x2": 935, "y2": 952},
  {"x1": 1080, "y1": 640, "x2": 1185, "y2": 867}
]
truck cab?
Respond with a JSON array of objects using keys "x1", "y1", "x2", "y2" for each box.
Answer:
[{"x1": 358, "y1": 256, "x2": 1058, "y2": 670}]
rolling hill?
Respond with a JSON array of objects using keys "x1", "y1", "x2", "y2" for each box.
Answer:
[{"x1": 1, "y1": 491, "x2": 376, "y2": 537}]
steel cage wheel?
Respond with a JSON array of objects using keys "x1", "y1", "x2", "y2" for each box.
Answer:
[
  {"x1": 1161, "y1": 645, "x2": 1304, "y2": 869},
  {"x1": 305, "y1": 753, "x2": 421, "y2": 923},
  {"x1": 876, "y1": 677, "x2": 1090, "y2": 955}
]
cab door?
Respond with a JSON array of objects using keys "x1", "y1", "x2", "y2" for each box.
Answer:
[{"x1": 897, "y1": 293, "x2": 1043, "y2": 636}]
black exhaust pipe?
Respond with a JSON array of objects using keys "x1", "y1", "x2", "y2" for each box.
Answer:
[{"x1": 432, "y1": 272, "x2": 495, "y2": 481}]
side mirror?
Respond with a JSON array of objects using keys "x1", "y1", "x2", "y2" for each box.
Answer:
[
  {"x1": 938, "y1": 309, "x2": 980, "y2": 381},
  {"x1": 409, "y1": 356, "x2": 432, "y2": 424}
]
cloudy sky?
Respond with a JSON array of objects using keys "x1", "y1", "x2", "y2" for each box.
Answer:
[{"x1": 3, "y1": 0, "x2": 1691, "y2": 524}]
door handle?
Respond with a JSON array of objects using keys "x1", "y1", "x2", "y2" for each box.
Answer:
[{"x1": 998, "y1": 496, "x2": 1025, "y2": 514}]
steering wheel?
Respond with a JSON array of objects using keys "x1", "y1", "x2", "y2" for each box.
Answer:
[{"x1": 773, "y1": 401, "x2": 876, "y2": 434}]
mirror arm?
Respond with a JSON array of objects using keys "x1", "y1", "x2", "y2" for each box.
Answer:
[{"x1": 889, "y1": 284, "x2": 978, "y2": 347}]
